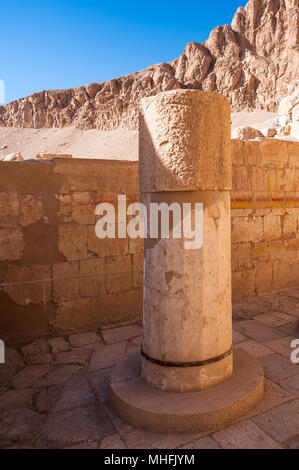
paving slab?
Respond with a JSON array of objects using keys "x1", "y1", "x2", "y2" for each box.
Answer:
[
  {"x1": 259, "y1": 354, "x2": 299, "y2": 382},
  {"x1": 252, "y1": 400, "x2": 299, "y2": 443},
  {"x1": 233, "y1": 320, "x2": 286, "y2": 342},
  {"x1": 212, "y1": 419, "x2": 281, "y2": 449},
  {"x1": 237, "y1": 340, "x2": 273, "y2": 358}
]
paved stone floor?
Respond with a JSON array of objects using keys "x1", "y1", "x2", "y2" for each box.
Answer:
[{"x1": 0, "y1": 288, "x2": 299, "y2": 449}]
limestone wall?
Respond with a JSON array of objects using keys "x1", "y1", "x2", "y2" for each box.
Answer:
[
  {"x1": 0, "y1": 159, "x2": 142, "y2": 345},
  {"x1": 231, "y1": 139, "x2": 299, "y2": 298},
  {"x1": 0, "y1": 139, "x2": 298, "y2": 344}
]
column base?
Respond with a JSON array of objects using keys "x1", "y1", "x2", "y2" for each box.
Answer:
[
  {"x1": 109, "y1": 348, "x2": 264, "y2": 434},
  {"x1": 141, "y1": 348, "x2": 233, "y2": 392}
]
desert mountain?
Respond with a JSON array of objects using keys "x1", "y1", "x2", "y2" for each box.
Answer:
[{"x1": 0, "y1": 0, "x2": 298, "y2": 131}]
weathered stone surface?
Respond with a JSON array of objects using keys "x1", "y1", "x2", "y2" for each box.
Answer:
[
  {"x1": 0, "y1": 1, "x2": 297, "y2": 129},
  {"x1": 259, "y1": 354, "x2": 298, "y2": 382},
  {"x1": 54, "y1": 346, "x2": 91, "y2": 365},
  {"x1": 100, "y1": 433, "x2": 127, "y2": 449},
  {"x1": 1, "y1": 152, "x2": 23, "y2": 162},
  {"x1": 139, "y1": 90, "x2": 231, "y2": 192},
  {"x1": 40, "y1": 404, "x2": 113, "y2": 445},
  {"x1": 106, "y1": 255, "x2": 132, "y2": 293},
  {"x1": 53, "y1": 374, "x2": 94, "y2": 412},
  {"x1": 39, "y1": 365, "x2": 82, "y2": 387},
  {"x1": 0, "y1": 389, "x2": 33, "y2": 410},
  {"x1": 86, "y1": 368, "x2": 113, "y2": 404},
  {"x1": 110, "y1": 349, "x2": 264, "y2": 433},
  {"x1": 252, "y1": 399, "x2": 299, "y2": 443},
  {"x1": 52, "y1": 290, "x2": 142, "y2": 333},
  {"x1": 212, "y1": 419, "x2": 280, "y2": 449},
  {"x1": 53, "y1": 261, "x2": 80, "y2": 303},
  {"x1": 234, "y1": 320, "x2": 285, "y2": 342},
  {"x1": 256, "y1": 312, "x2": 295, "y2": 328},
  {"x1": 69, "y1": 332, "x2": 102, "y2": 348},
  {"x1": 265, "y1": 336, "x2": 297, "y2": 359},
  {"x1": 79, "y1": 258, "x2": 105, "y2": 298},
  {"x1": 0, "y1": 408, "x2": 41, "y2": 440},
  {"x1": 142, "y1": 190, "x2": 233, "y2": 392},
  {"x1": 3, "y1": 265, "x2": 51, "y2": 306},
  {"x1": 278, "y1": 84, "x2": 299, "y2": 140},
  {"x1": 237, "y1": 340, "x2": 272, "y2": 358},
  {"x1": 89, "y1": 343, "x2": 126, "y2": 371},
  {"x1": 102, "y1": 324, "x2": 142, "y2": 345},
  {"x1": 35, "y1": 385, "x2": 63, "y2": 412},
  {"x1": 0, "y1": 228, "x2": 24, "y2": 261},
  {"x1": 19, "y1": 194, "x2": 43, "y2": 226},
  {"x1": 12, "y1": 365, "x2": 50, "y2": 389},
  {"x1": 58, "y1": 224, "x2": 87, "y2": 261},
  {"x1": 232, "y1": 126, "x2": 264, "y2": 140},
  {"x1": 279, "y1": 374, "x2": 299, "y2": 398},
  {"x1": 0, "y1": 192, "x2": 19, "y2": 227},
  {"x1": 48, "y1": 337, "x2": 71, "y2": 354},
  {"x1": 180, "y1": 437, "x2": 221, "y2": 449},
  {"x1": 20, "y1": 339, "x2": 52, "y2": 365}
]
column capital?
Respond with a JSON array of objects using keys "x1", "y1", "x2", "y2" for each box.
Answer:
[{"x1": 139, "y1": 89, "x2": 232, "y2": 193}]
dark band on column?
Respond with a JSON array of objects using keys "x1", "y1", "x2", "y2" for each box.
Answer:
[{"x1": 141, "y1": 346, "x2": 233, "y2": 368}]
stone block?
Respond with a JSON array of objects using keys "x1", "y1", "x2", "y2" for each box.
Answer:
[
  {"x1": 232, "y1": 217, "x2": 249, "y2": 243},
  {"x1": 282, "y1": 214, "x2": 297, "y2": 238},
  {"x1": 213, "y1": 419, "x2": 280, "y2": 449},
  {"x1": 128, "y1": 237, "x2": 144, "y2": 255},
  {"x1": 58, "y1": 224, "x2": 87, "y2": 261},
  {"x1": 260, "y1": 140, "x2": 289, "y2": 168},
  {"x1": 232, "y1": 165, "x2": 249, "y2": 190},
  {"x1": 249, "y1": 167, "x2": 265, "y2": 191},
  {"x1": 0, "y1": 228, "x2": 24, "y2": 261},
  {"x1": 87, "y1": 225, "x2": 128, "y2": 258},
  {"x1": 278, "y1": 169, "x2": 294, "y2": 192},
  {"x1": 106, "y1": 255, "x2": 132, "y2": 293},
  {"x1": 79, "y1": 258, "x2": 105, "y2": 297},
  {"x1": 19, "y1": 195, "x2": 43, "y2": 226},
  {"x1": 72, "y1": 191, "x2": 95, "y2": 225},
  {"x1": 233, "y1": 320, "x2": 284, "y2": 342},
  {"x1": 256, "y1": 261, "x2": 273, "y2": 294},
  {"x1": 36, "y1": 153, "x2": 72, "y2": 159},
  {"x1": 244, "y1": 141, "x2": 262, "y2": 166},
  {"x1": 4, "y1": 264, "x2": 51, "y2": 306},
  {"x1": 0, "y1": 192, "x2": 19, "y2": 227},
  {"x1": 284, "y1": 238, "x2": 299, "y2": 252},
  {"x1": 132, "y1": 253, "x2": 143, "y2": 289},
  {"x1": 268, "y1": 240, "x2": 284, "y2": 256},
  {"x1": 242, "y1": 269, "x2": 256, "y2": 297},
  {"x1": 248, "y1": 216, "x2": 264, "y2": 243},
  {"x1": 139, "y1": 90, "x2": 231, "y2": 192},
  {"x1": 52, "y1": 290, "x2": 142, "y2": 333},
  {"x1": 57, "y1": 194, "x2": 72, "y2": 219},
  {"x1": 252, "y1": 242, "x2": 268, "y2": 259},
  {"x1": 252, "y1": 399, "x2": 299, "y2": 444},
  {"x1": 232, "y1": 271, "x2": 242, "y2": 299},
  {"x1": 273, "y1": 259, "x2": 299, "y2": 290},
  {"x1": 288, "y1": 142, "x2": 299, "y2": 168},
  {"x1": 53, "y1": 261, "x2": 79, "y2": 303},
  {"x1": 264, "y1": 215, "x2": 281, "y2": 241},
  {"x1": 101, "y1": 324, "x2": 142, "y2": 344},
  {"x1": 231, "y1": 139, "x2": 244, "y2": 165}
]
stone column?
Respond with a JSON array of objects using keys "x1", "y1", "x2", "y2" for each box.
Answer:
[{"x1": 139, "y1": 89, "x2": 233, "y2": 392}]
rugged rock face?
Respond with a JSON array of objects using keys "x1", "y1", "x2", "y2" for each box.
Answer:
[
  {"x1": 278, "y1": 80, "x2": 299, "y2": 138},
  {"x1": 0, "y1": 0, "x2": 298, "y2": 131}
]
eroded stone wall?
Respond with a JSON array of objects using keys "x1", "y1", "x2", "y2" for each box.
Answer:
[
  {"x1": 0, "y1": 159, "x2": 142, "y2": 345},
  {"x1": 0, "y1": 139, "x2": 298, "y2": 344},
  {"x1": 231, "y1": 139, "x2": 299, "y2": 298}
]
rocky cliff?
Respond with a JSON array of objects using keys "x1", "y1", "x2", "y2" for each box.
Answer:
[{"x1": 0, "y1": 0, "x2": 298, "y2": 131}]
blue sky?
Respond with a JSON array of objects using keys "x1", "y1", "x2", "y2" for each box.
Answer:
[{"x1": 1, "y1": 0, "x2": 248, "y2": 103}]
